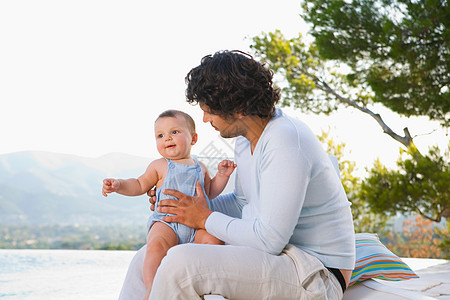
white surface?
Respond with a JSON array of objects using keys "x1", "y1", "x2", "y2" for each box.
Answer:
[
  {"x1": 377, "y1": 258, "x2": 450, "y2": 299},
  {"x1": 204, "y1": 258, "x2": 450, "y2": 300},
  {"x1": 343, "y1": 280, "x2": 437, "y2": 300}
]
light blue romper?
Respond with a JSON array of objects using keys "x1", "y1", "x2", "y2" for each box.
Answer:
[{"x1": 147, "y1": 157, "x2": 211, "y2": 244}]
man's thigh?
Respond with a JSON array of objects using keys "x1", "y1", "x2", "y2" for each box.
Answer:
[
  {"x1": 150, "y1": 243, "x2": 340, "y2": 300},
  {"x1": 118, "y1": 245, "x2": 147, "y2": 300}
]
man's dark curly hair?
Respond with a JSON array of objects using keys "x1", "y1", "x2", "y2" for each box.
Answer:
[{"x1": 185, "y1": 50, "x2": 280, "y2": 119}]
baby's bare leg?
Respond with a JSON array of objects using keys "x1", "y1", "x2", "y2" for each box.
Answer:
[
  {"x1": 194, "y1": 229, "x2": 224, "y2": 245},
  {"x1": 143, "y1": 222, "x2": 178, "y2": 300}
]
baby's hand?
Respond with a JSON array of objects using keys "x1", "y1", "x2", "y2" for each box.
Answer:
[
  {"x1": 102, "y1": 178, "x2": 120, "y2": 197},
  {"x1": 217, "y1": 160, "x2": 237, "y2": 177}
]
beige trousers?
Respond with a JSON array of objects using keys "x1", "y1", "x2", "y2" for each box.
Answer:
[{"x1": 144, "y1": 243, "x2": 343, "y2": 300}]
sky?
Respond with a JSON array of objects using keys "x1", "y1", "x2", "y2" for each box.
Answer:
[{"x1": 0, "y1": 0, "x2": 448, "y2": 175}]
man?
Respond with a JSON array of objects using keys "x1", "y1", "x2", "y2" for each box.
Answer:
[{"x1": 119, "y1": 50, "x2": 355, "y2": 299}]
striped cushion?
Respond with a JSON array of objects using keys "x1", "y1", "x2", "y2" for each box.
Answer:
[{"x1": 349, "y1": 233, "x2": 419, "y2": 286}]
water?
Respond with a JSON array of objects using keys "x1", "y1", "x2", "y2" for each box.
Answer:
[{"x1": 0, "y1": 249, "x2": 136, "y2": 299}]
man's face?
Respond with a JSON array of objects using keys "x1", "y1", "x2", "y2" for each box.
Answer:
[{"x1": 199, "y1": 103, "x2": 245, "y2": 138}]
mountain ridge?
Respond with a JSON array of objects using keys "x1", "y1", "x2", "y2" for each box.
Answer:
[
  {"x1": 0, "y1": 151, "x2": 235, "y2": 226},
  {"x1": 0, "y1": 151, "x2": 154, "y2": 225}
]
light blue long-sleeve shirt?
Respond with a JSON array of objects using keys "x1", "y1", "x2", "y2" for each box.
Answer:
[{"x1": 206, "y1": 108, "x2": 355, "y2": 270}]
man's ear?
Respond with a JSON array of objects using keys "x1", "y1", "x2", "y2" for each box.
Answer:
[{"x1": 191, "y1": 133, "x2": 198, "y2": 145}]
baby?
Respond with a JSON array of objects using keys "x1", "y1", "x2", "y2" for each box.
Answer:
[{"x1": 102, "y1": 109, "x2": 236, "y2": 299}]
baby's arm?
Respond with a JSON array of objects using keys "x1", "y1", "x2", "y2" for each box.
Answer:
[
  {"x1": 207, "y1": 160, "x2": 236, "y2": 200},
  {"x1": 102, "y1": 159, "x2": 161, "y2": 197}
]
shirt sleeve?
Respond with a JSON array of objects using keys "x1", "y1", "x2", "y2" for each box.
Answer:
[
  {"x1": 209, "y1": 170, "x2": 247, "y2": 218},
  {"x1": 206, "y1": 146, "x2": 311, "y2": 255},
  {"x1": 209, "y1": 193, "x2": 244, "y2": 219}
]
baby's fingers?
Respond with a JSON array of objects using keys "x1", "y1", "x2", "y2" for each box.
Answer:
[
  {"x1": 102, "y1": 187, "x2": 111, "y2": 197},
  {"x1": 224, "y1": 160, "x2": 236, "y2": 168},
  {"x1": 219, "y1": 160, "x2": 231, "y2": 167},
  {"x1": 111, "y1": 180, "x2": 120, "y2": 189}
]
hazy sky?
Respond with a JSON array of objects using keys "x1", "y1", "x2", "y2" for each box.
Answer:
[{"x1": 1, "y1": 0, "x2": 447, "y2": 173}]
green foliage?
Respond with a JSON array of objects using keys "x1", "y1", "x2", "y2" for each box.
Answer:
[
  {"x1": 317, "y1": 130, "x2": 390, "y2": 233},
  {"x1": 0, "y1": 224, "x2": 146, "y2": 250},
  {"x1": 361, "y1": 144, "x2": 450, "y2": 223},
  {"x1": 251, "y1": 30, "x2": 367, "y2": 114},
  {"x1": 98, "y1": 243, "x2": 136, "y2": 250},
  {"x1": 436, "y1": 221, "x2": 450, "y2": 259},
  {"x1": 301, "y1": 0, "x2": 450, "y2": 125},
  {"x1": 250, "y1": 1, "x2": 449, "y2": 231}
]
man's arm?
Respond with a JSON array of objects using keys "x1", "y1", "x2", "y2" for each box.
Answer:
[{"x1": 205, "y1": 146, "x2": 309, "y2": 255}]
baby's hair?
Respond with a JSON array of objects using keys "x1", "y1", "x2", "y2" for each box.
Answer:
[{"x1": 156, "y1": 110, "x2": 196, "y2": 134}]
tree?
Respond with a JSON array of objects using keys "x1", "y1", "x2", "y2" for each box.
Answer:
[
  {"x1": 249, "y1": 0, "x2": 449, "y2": 223},
  {"x1": 251, "y1": 0, "x2": 450, "y2": 146},
  {"x1": 361, "y1": 144, "x2": 450, "y2": 222},
  {"x1": 302, "y1": 0, "x2": 450, "y2": 126},
  {"x1": 251, "y1": 30, "x2": 416, "y2": 148}
]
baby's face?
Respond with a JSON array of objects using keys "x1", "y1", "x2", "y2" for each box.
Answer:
[{"x1": 154, "y1": 116, "x2": 196, "y2": 160}]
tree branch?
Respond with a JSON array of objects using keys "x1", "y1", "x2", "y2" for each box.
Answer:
[
  {"x1": 414, "y1": 205, "x2": 441, "y2": 223},
  {"x1": 413, "y1": 129, "x2": 438, "y2": 139},
  {"x1": 309, "y1": 75, "x2": 414, "y2": 148}
]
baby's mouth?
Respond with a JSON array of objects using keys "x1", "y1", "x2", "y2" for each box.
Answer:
[{"x1": 166, "y1": 144, "x2": 176, "y2": 149}]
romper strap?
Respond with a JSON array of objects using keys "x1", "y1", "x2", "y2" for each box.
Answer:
[{"x1": 164, "y1": 158, "x2": 175, "y2": 169}]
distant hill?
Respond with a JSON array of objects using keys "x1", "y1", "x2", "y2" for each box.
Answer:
[
  {"x1": 0, "y1": 151, "x2": 235, "y2": 226},
  {"x1": 0, "y1": 151, "x2": 153, "y2": 225}
]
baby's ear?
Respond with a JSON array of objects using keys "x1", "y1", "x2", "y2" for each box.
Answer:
[{"x1": 191, "y1": 132, "x2": 198, "y2": 145}]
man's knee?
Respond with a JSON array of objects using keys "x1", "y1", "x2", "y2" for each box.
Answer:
[
  {"x1": 166, "y1": 244, "x2": 195, "y2": 262},
  {"x1": 151, "y1": 244, "x2": 211, "y2": 298},
  {"x1": 158, "y1": 244, "x2": 200, "y2": 277}
]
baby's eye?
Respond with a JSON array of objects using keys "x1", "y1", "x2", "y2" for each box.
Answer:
[
  {"x1": 157, "y1": 134, "x2": 164, "y2": 138},
  {"x1": 172, "y1": 130, "x2": 179, "y2": 134}
]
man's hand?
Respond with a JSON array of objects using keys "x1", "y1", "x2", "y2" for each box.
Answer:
[
  {"x1": 102, "y1": 178, "x2": 120, "y2": 197},
  {"x1": 158, "y1": 181, "x2": 212, "y2": 229},
  {"x1": 147, "y1": 188, "x2": 157, "y2": 211}
]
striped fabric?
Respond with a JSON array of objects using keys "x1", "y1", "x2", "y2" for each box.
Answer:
[{"x1": 349, "y1": 233, "x2": 419, "y2": 286}]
